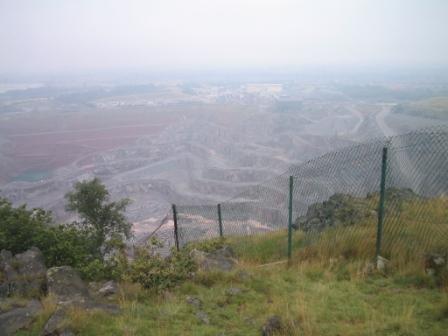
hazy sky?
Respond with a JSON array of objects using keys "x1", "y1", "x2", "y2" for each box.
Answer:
[{"x1": 1, "y1": 0, "x2": 448, "y2": 75}]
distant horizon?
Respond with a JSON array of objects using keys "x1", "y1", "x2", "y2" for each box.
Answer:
[{"x1": 2, "y1": 64, "x2": 448, "y2": 84}]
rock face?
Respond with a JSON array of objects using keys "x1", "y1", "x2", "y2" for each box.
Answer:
[
  {"x1": 47, "y1": 266, "x2": 90, "y2": 305},
  {"x1": 190, "y1": 246, "x2": 236, "y2": 272},
  {"x1": 0, "y1": 247, "x2": 47, "y2": 298},
  {"x1": 0, "y1": 299, "x2": 42, "y2": 336}
]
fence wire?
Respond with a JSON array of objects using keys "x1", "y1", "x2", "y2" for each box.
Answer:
[
  {"x1": 174, "y1": 126, "x2": 448, "y2": 262},
  {"x1": 382, "y1": 128, "x2": 448, "y2": 260}
]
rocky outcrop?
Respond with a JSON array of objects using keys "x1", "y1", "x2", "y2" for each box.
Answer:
[
  {"x1": 0, "y1": 247, "x2": 47, "y2": 298},
  {"x1": 43, "y1": 266, "x2": 120, "y2": 335},
  {"x1": 0, "y1": 299, "x2": 42, "y2": 336},
  {"x1": 190, "y1": 246, "x2": 236, "y2": 272},
  {"x1": 0, "y1": 249, "x2": 121, "y2": 335},
  {"x1": 46, "y1": 266, "x2": 90, "y2": 306},
  {"x1": 294, "y1": 189, "x2": 420, "y2": 232},
  {"x1": 294, "y1": 193, "x2": 375, "y2": 232},
  {"x1": 46, "y1": 266, "x2": 119, "y2": 312},
  {"x1": 0, "y1": 248, "x2": 46, "y2": 335},
  {"x1": 383, "y1": 188, "x2": 420, "y2": 204},
  {"x1": 41, "y1": 305, "x2": 80, "y2": 336},
  {"x1": 42, "y1": 306, "x2": 72, "y2": 336}
]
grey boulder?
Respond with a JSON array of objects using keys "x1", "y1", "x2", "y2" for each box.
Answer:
[
  {"x1": 190, "y1": 246, "x2": 236, "y2": 272},
  {"x1": 46, "y1": 266, "x2": 90, "y2": 306},
  {"x1": 46, "y1": 266, "x2": 120, "y2": 313},
  {"x1": 0, "y1": 299, "x2": 42, "y2": 336},
  {"x1": 0, "y1": 247, "x2": 47, "y2": 298},
  {"x1": 98, "y1": 280, "x2": 118, "y2": 297}
]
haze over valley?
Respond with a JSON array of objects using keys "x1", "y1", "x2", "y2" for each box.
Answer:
[
  {"x1": 2, "y1": 2, "x2": 448, "y2": 334},
  {"x1": 1, "y1": 73, "x2": 447, "y2": 242},
  {"x1": 1, "y1": 0, "x2": 448, "y2": 243}
]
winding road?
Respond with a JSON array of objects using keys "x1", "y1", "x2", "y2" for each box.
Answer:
[{"x1": 375, "y1": 103, "x2": 421, "y2": 192}]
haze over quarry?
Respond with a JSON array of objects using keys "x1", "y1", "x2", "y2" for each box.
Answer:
[{"x1": 1, "y1": 77, "x2": 447, "y2": 243}]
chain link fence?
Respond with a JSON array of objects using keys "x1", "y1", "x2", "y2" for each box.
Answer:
[{"x1": 173, "y1": 126, "x2": 448, "y2": 263}]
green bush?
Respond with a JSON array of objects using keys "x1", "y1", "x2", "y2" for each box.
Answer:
[
  {"x1": 0, "y1": 178, "x2": 135, "y2": 281},
  {"x1": 0, "y1": 198, "x2": 52, "y2": 254},
  {"x1": 0, "y1": 197, "x2": 124, "y2": 281},
  {"x1": 185, "y1": 237, "x2": 227, "y2": 253},
  {"x1": 128, "y1": 238, "x2": 196, "y2": 292},
  {"x1": 33, "y1": 225, "x2": 97, "y2": 266}
]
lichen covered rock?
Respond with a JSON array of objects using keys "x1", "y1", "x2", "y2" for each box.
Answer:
[{"x1": 0, "y1": 247, "x2": 47, "y2": 298}]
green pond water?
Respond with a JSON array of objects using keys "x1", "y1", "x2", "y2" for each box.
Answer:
[{"x1": 12, "y1": 170, "x2": 51, "y2": 182}]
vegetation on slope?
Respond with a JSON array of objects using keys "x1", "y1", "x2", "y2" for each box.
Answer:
[
  {"x1": 3, "y1": 184, "x2": 447, "y2": 335},
  {"x1": 0, "y1": 178, "x2": 132, "y2": 280},
  {"x1": 17, "y1": 252, "x2": 448, "y2": 335}
]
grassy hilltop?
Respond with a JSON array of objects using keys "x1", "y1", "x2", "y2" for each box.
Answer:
[
  {"x1": 18, "y1": 255, "x2": 448, "y2": 336},
  {"x1": 15, "y1": 195, "x2": 448, "y2": 336}
]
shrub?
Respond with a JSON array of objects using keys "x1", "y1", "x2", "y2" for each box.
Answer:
[
  {"x1": 128, "y1": 238, "x2": 196, "y2": 292},
  {"x1": 0, "y1": 198, "x2": 52, "y2": 254},
  {"x1": 0, "y1": 197, "x2": 122, "y2": 280},
  {"x1": 185, "y1": 237, "x2": 227, "y2": 253},
  {"x1": 33, "y1": 225, "x2": 97, "y2": 267}
]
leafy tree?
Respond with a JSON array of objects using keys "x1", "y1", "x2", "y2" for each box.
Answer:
[{"x1": 65, "y1": 178, "x2": 132, "y2": 255}]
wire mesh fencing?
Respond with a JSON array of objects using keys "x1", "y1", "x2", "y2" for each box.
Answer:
[
  {"x1": 381, "y1": 128, "x2": 448, "y2": 261},
  {"x1": 289, "y1": 139, "x2": 385, "y2": 261},
  {"x1": 173, "y1": 126, "x2": 448, "y2": 264}
]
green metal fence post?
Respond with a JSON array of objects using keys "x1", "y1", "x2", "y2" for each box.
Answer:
[
  {"x1": 376, "y1": 146, "x2": 388, "y2": 257},
  {"x1": 217, "y1": 203, "x2": 224, "y2": 238},
  {"x1": 172, "y1": 204, "x2": 180, "y2": 251},
  {"x1": 288, "y1": 175, "x2": 294, "y2": 261}
]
